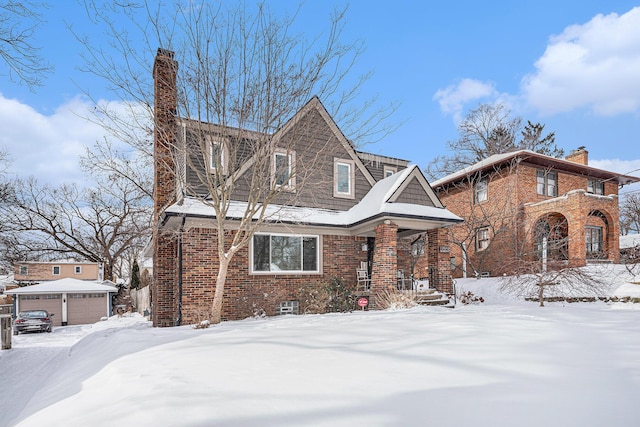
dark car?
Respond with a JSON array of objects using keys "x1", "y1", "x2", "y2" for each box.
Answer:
[{"x1": 13, "y1": 310, "x2": 54, "y2": 335}]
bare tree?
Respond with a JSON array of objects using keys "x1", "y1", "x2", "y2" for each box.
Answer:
[
  {"x1": 498, "y1": 263, "x2": 607, "y2": 307},
  {"x1": 77, "y1": 2, "x2": 396, "y2": 324},
  {"x1": 620, "y1": 192, "x2": 640, "y2": 235},
  {"x1": 0, "y1": 1, "x2": 52, "y2": 90},
  {"x1": 1, "y1": 176, "x2": 151, "y2": 280},
  {"x1": 436, "y1": 159, "x2": 523, "y2": 278},
  {"x1": 498, "y1": 210, "x2": 613, "y2": 306},
  {"x1": 426, "y1": 103, "x2": 561, "y2": 180}
]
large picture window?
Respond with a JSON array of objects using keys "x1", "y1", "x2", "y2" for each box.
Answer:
[{"x1": 252, "y1": 234, "x2": 319, "y2": 273}]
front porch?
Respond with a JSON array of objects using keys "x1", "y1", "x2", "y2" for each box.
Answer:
[{"x1": 354, "y1": 220, "x2": 455, "y2": 309}]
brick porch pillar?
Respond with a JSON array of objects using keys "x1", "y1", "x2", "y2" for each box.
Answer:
[
  {"x1": 427, "y1": 228, "x2": 453, "y2": 294},
  {"x1": 371, "y1": 221, "x2": 398, "y2": 309}
]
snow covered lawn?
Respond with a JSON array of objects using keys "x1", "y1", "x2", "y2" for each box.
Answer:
[{"x1": 2, "y1": 276, "x2": 640, "y2": 427}]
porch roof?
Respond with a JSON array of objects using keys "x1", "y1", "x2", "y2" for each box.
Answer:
[{"x1": 163, "y1": 165, "x2": 462, "y2": 235}]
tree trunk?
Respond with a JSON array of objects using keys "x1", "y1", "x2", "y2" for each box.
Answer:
[
  {"x1": 538, "y1": 282, "x2": 545, "y2": 307},
  {"x1": 210, "y1": 255, "x2": 231, "y2": 324}
]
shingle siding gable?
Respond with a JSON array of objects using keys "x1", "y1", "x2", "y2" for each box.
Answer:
[{"x1": 393, "y1": 176, "x2": 435, "y2": 207}]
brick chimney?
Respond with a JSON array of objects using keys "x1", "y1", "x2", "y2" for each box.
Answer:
[
  {"x1": 565, "y1": 146, "x2": 588, "y2": 165},
  {"x1": 153, "y1": 48, "x2": 178, "y2": 222},
  {"x1": 152, "y1": 48, "x2": 179, "y2": 327}
]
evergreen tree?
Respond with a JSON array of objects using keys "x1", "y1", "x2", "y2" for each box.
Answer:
[{"x1": 130, "y1": 260, "x2": 140, "y2": 289}]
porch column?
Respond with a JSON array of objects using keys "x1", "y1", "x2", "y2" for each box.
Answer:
[
  {"x1": 371, "y1": 221, "x2": 398, "y2": 309},
  {"x1": 427, "y1": 228, "x2": 453, "y2": 294}
]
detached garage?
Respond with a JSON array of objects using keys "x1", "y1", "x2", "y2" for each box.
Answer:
[{"x1": 6, "y1": 278, "x2": 117, "y2": 326}]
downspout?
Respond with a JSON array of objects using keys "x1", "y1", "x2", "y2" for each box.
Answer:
[{"x1": 176, "y1": 215, "x2": 186, "y2": 326}]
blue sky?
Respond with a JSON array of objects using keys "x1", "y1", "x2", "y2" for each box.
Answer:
[{"x1": 1, "y1": 1, "x2": 640, "y2": 191}]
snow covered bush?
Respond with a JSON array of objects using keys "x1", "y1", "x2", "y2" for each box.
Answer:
[{"x1": 376, "y1": 287, "x2": 417, "y2": 310}]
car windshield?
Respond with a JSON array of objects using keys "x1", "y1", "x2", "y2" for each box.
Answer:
[{"x1": 21, "y1": 311, "x2": 47, "y2": 318}]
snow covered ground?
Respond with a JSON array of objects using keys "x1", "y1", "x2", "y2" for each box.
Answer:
[{"x1": 1, "y1": 266, "x2": 640, "y2": 427}]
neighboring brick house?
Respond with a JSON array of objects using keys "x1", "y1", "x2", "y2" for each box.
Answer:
[
  {"x1": 431, "y1": 148, "x2": 640, "y2": 278},
  {"x1": 151, "y1": 49, "x2": 462, "y2": 326},
  {"x1": 13, "y1": 261, "x2": 104, "y2": 285}
]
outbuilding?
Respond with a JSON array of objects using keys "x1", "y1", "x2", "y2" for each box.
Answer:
[{"x1": 5, "y1": 278, "x2": 118, "y2": 326}]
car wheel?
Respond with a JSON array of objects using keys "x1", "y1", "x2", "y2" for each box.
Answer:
[{"x1": 46, "y1": 326, "x2": 52, "y2": 333}]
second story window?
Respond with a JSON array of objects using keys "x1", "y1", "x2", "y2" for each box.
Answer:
[
  {"x1": 334, "y1": 159, "x2": 355, "y2": 199},
  {"x1": 52, "y1": 266, "x2": 61, "y2": 275},
  {"x1": 476, "y1": 227, "x2": 490, "y2": 252},
  {"x1": 273, "y1": 150, "x2": 295, "y2": 189},
  {"x1": 587, "y1": 179, "x2": 605, "y2": 195},
  {"x1": 208, "y1": 137, "x2": 226, "y2": 174},
  {"x1": 537, "y1": 170, "x2": 557, "y2": 197},
  {"x1": 19, "y1": 265, "x2": 28, "y2": 276},
  {"x1": 474, "y1": 178, "x2": 488, "y2": 203},
  {"x1": 75, "y1": 266, "x2": 82, "y2": 274},
  {"x1": 383, "y1": 166, "x2": 396, "y2": 178}
]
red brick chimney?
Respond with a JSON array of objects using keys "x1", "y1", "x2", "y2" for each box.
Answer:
[
  {"x1": 152, "y1": 48, "x2": 179, "y2": 327},
  {"x1": 153, "y1": 48, "x2": 178, "y2": 222},
  {"x1": 565, "y1": 146, "x2": 588, "y2": 165}
]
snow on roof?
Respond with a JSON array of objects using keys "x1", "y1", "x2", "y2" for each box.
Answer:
[
  {"x1": 5, "y1": 278, "x2": 118, "y2": 295},
  {"x1": 620, "y1": 234, "x2": 640, "y2": 249},
  {"x1": 431, "y1": 150, "x2": 535, "y2": 187},
  {"x1": 166, "y1": 165, "x2": 462, "y2": 226},
  {"x1": 431, "y1": 149, "x2": 640, "y2": 188}
]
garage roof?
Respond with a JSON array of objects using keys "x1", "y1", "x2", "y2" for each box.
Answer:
[{"x1": 5, "y1": 278, "x2": 118, "y2": 295}]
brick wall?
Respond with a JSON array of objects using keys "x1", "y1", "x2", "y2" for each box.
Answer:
[{"x1": 177, "y1": 228, "x2": 368, "y2": 323}]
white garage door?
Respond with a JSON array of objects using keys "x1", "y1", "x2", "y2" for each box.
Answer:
[
  {"x1": 18, "y1": 294, "x2": 63, "y2": 326},
  {"x1": 67, "y1": 293, "x2": 108, "y2": 325}
]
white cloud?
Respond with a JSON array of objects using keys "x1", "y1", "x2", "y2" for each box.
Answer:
[
  {"x1": 590, "y1": 158, "x2": 640, "y2": 178},
  {"x1": 522, "y1": 7, "x2": 640, "y2": 116},
  {"x1": 433, "y1": 78, "x2": 498, "y2": 122},
  {"x1": 0, "y1": 94, "x2": 128, "y2": 186}
]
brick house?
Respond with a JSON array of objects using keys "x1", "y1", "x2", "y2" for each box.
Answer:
[
  {"x1": 431, "y1": 148, "x2": 640, "y2": 278},
  {"x1": 151, "y1": 49, "x2": 462, "y2": 326}
]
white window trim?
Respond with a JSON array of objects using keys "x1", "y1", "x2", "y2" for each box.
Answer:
[
  {"x1": 74, "y1": 266, "x2": 82, "y2": 274},
  {"x1": 250, "y1": 233, "x2": 321, "y2": 275},
  {"x1": 272, "y1": 149, "x2": 296, "y2": 191},
  {"x1": 334, "y1": 158, "x2": 355, "y2": 199},
  {"x1": 52, "y1": 265, "x2": 61, "y2": 275},
  {"x1": 383, "y1": 166, "x2": 396, "y2": 178},
  {"x1": 19, "y1": 265, "x2": 28, "y2": 276},
  {"x1": 207, "y1": 136, "x2": 227, "y2": 175}
]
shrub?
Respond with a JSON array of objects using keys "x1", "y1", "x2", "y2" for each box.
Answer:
[
  {"x1": 325, "y1": 277, "x2": 356, "y2": 313},
  {"x1": 458, "y1": 290, "x2": 484, "y2": 305},
  {"x1": 376, "y1": 287, "x2": 417, "y2": 310}
]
